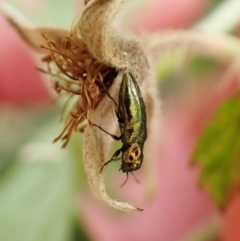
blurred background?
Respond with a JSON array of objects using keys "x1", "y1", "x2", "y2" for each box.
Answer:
[{"x1": 1, "y1": 0, "x2": 240, "y2": 240}]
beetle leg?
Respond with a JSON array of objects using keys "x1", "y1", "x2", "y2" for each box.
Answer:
[
  {"x1": 100, "y1": 148, "x2": 122, "y2": 172},
  {"x1": 99, "y1": 81, "x2": 119, "y2": 109},
  {"x1": 92, "y1": 123, "x2": 121, "y2": 140}
]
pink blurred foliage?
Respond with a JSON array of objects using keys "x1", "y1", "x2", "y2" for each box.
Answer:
[{"x1": 0, "y1": 12, "x2": 50, "y2": 106}]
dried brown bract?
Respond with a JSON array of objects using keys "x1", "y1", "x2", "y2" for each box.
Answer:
[{"x1": 40, "y1": 34, "x2": 118, "y2": 147}]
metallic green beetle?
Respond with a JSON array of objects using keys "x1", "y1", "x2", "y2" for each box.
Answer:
[{"x1": 94, "y1": 72, "x2": 147, "y2": 174}]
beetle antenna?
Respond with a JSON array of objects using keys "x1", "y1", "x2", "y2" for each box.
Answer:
[
  {"x1": 131, "y1": 172, "x2": 140, "y2": 184},
  {"x1": 120, "y1": 172, "x2": 129, "y2": 188}
]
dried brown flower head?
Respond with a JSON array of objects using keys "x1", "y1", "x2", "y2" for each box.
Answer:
[{"x1": 39, "y1": 33, "x2": 118, "y2": 147}]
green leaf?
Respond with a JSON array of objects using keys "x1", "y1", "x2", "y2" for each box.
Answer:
[{"x1": 192, "y1": 93, "x2": 240, "y2": 208}]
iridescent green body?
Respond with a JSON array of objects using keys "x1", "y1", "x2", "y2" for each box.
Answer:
[
  {"x1": 117, "y1": 73, "x2": 147, "y2": 172},
  {"x1": 97, "y1": 72, "x2": 147, "y2": 173}
]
